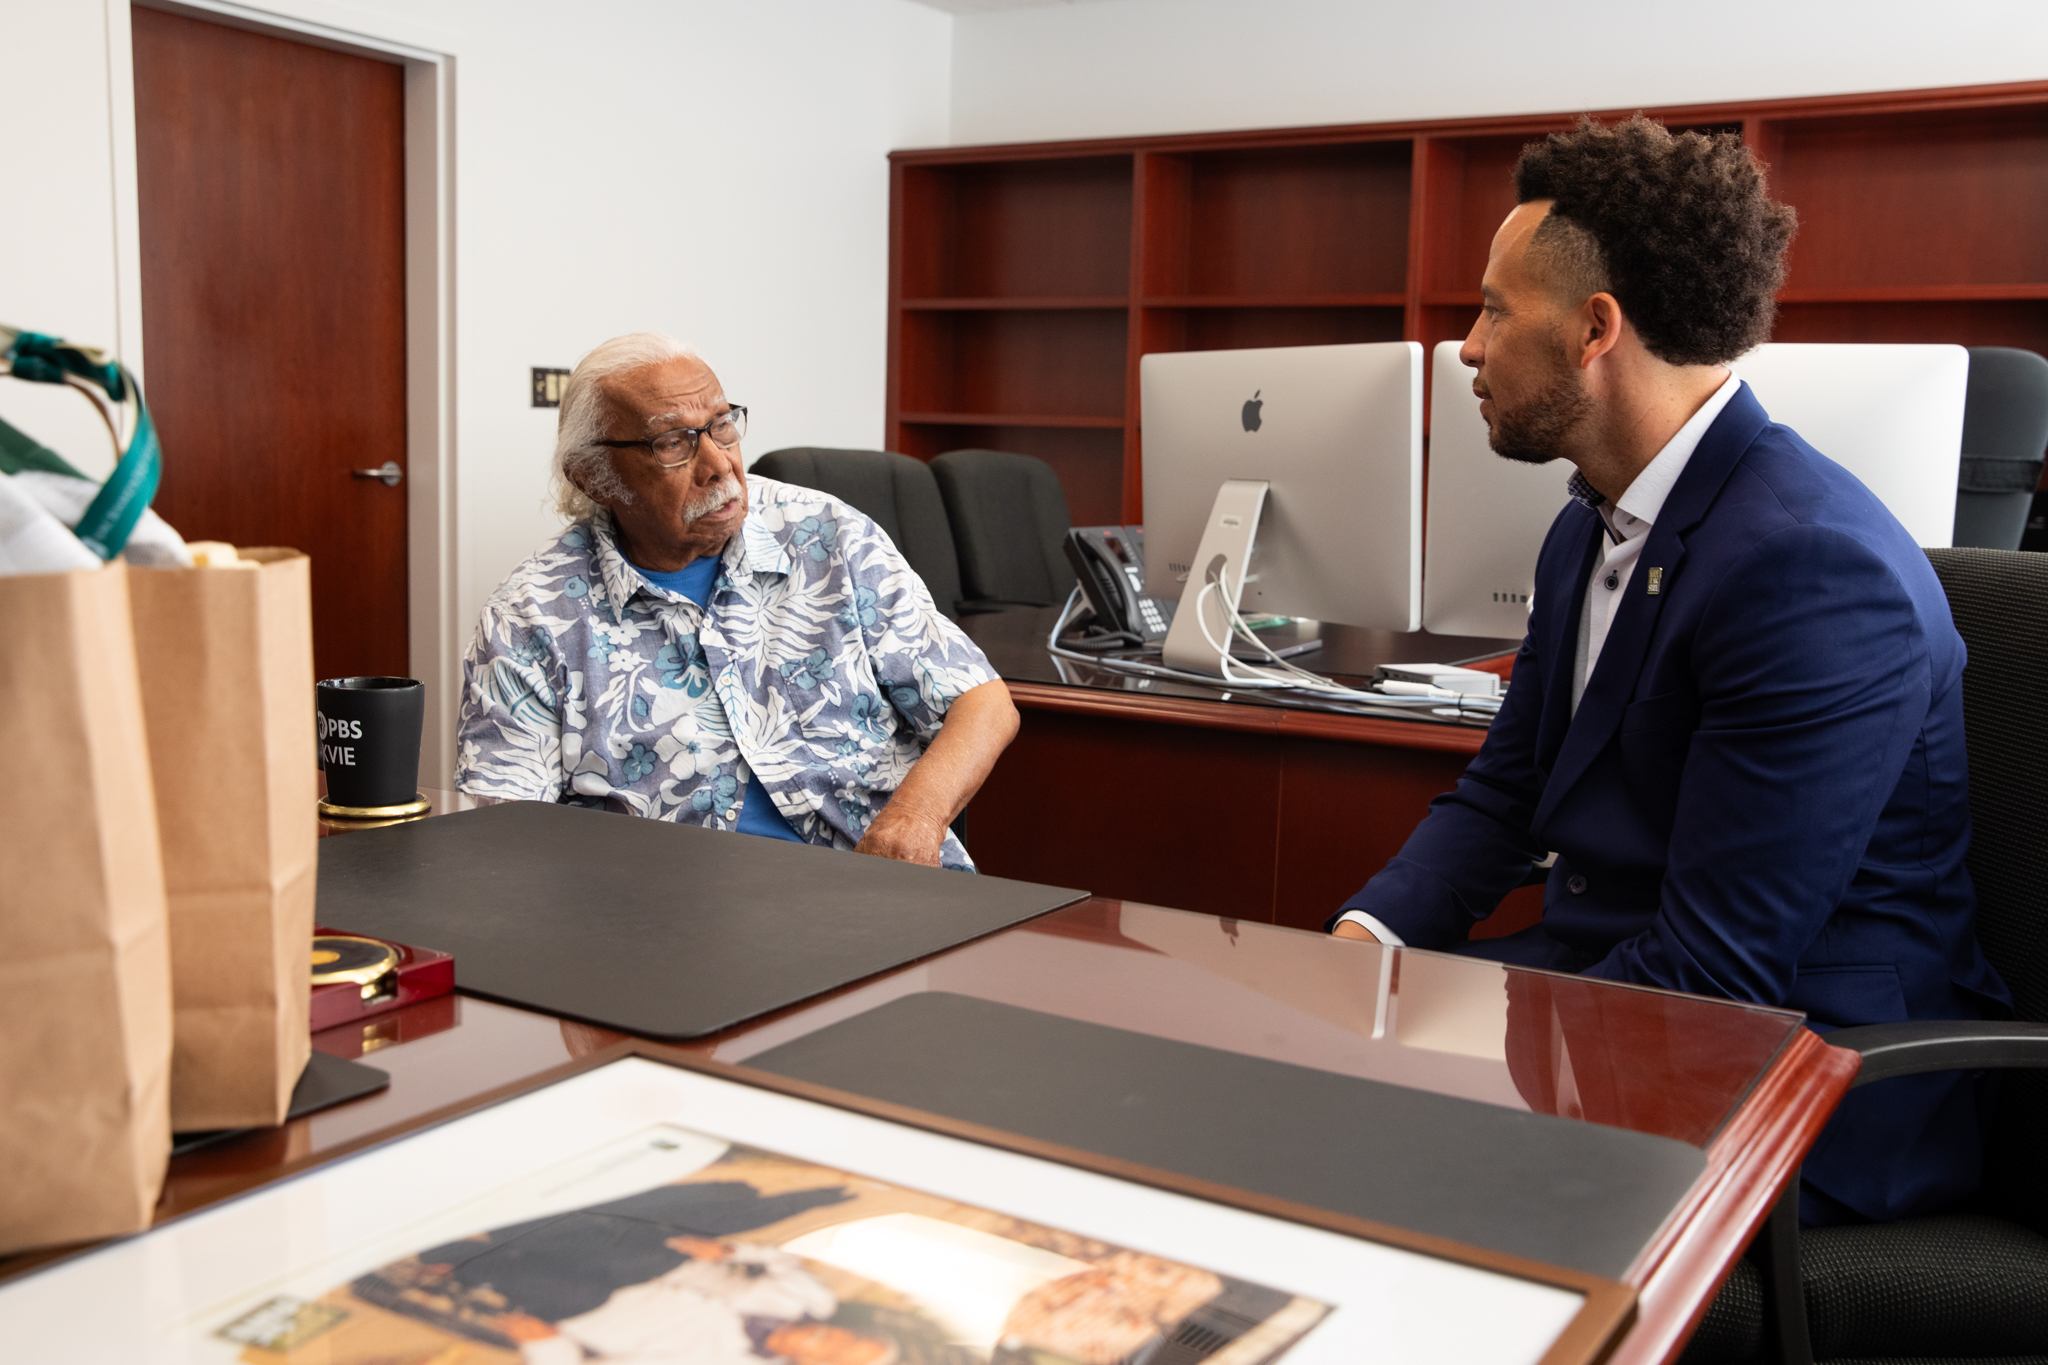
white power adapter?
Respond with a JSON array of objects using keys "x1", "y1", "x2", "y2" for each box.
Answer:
[{"x1": 1374, "y1": 663, "x2": 1503, "y2": 697}]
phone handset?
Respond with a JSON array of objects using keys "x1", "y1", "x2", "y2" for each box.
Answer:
[{"x1": 1061, "y1": 525, "x2": 1175, "y2": 648}]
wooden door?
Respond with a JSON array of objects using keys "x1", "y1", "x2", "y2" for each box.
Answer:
[{"x1": 133, "y1": 6, "x2": 409, "y2": 683}]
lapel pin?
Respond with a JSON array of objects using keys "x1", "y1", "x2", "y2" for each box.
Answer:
[{"x1": 1647, "y1": 567, "x2": 1663, "y2": 596}]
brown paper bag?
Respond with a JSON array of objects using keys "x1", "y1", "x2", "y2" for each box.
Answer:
[
  {"x1": 130, "y1": 548, "x2": 317, "y2": 1131},
  {"x1": 0, "y1": 563, "x2": 174, "y2": 1252}
]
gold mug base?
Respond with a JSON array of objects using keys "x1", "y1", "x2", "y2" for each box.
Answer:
[{"x1": 318, "y1": 794, "x2": 431, "y2": 820}]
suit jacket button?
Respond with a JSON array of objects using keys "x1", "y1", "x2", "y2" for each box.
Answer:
[{"x1": 1568, "y1": 874, "x2": 1588, "y2": 894}]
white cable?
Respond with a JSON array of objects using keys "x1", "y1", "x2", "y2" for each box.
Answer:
[
  {"x1": 1047, "y1": 588, "x2": 1295, "y2": 690},
  {"x1": 1045, "y1": 586, "x2": 1501, "y2": 720},
  {"x1": 1201, "y1": 562, "x2": 1501, "y2": 714},
  {"x1": 1192, "y1": 575, "x2": 1300, "y2": 689},
  {"x1": 1215, "y1": 566, "x2": 1504, "y2": 716},
  {"x1": 1045, "y1": 586, "x2": 1434, "y2": 708}
]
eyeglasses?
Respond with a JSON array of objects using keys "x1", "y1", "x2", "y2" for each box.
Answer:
[{"x1": 595, "y1": 406, "x2": 747, "y2": 468}]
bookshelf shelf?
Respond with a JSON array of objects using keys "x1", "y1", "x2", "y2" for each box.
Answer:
[
  {"x1": 901, "y1": 297, "x2": 1130, "y2": 311},
  {"x1": 889, "y1": 80, "x2": 2048, "y2": 525},
  {"x1": 1142, "y1": 294, "x2": 1408, "y2": 309},
  {"x1": 1775, "y1": 284, "x2": 2048, "y2": 303},
  {"x1": 898, "y1": 413, "x2": 1127, "y2": 428}
]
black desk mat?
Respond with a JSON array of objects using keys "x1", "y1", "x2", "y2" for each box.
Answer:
[
  {"x1": 317, "y1": 803, "x2": 1087, "y2": 1040},
  {"x1": 745, "y1": 992, "x2": 1706, "y2": 1278}
]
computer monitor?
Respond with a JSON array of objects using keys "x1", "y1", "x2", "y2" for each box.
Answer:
[
  {"x1": 1735, "y1": 343, "x2": 1967, "y2": 546},
  {"x1": 1139, "y1": 342, "x2": 1423, "y2": 675},
  {"x1": 1419, "y1": 342, "x2": 1575, "y2": 639},
  {"x1": 1420, "y1": 341, "x2": 1970, "y2": 638}
]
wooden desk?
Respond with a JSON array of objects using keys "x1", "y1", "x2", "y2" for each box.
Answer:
[
  {"x1": 77, "y1": 793, "x2": 1851, "y2": 1365},
  {"x1": 959, "y1": 607, "x2": 1544, "y2": 935}
]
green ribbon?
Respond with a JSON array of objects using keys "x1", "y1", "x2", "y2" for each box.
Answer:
[{"x1": 2, "y1": 330, "x2": 160, "y2": 559}]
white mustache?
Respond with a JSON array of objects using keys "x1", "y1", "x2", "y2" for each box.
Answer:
[{"x1": 681, "y1": 475, "x2": 741, "y2": 523}]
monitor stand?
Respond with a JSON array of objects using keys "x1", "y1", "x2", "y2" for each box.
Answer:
[{"x1": 1161, "y1": 479, "x2": 1269, "y2": 677}]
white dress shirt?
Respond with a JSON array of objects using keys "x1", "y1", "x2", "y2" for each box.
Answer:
[
  {"x1": 1571, "y1": 368, "x2": 1741, "y2": 711},
  {"x1": 1335, "y1": 369, "x2": 1740, "y2": 946}
]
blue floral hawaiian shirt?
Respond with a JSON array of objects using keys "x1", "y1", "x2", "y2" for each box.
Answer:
[{"x1": 453, "y1": 477, "x2": 998, "y2": 870}]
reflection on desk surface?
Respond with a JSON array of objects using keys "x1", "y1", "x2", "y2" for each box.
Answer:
[
  {"x1": 715, "y1": 900, "x2": 1799, "y2": 1149},
  {"x1": 291, "y1": 900, "x2": 1799, "y2": 1163},
  {"x1": 308, "y1": 805, "x2": 1798, "y2": 1159},
  {"x1": 961, "y1": 605, "x2": 1518, "y2": 723},
  {"x1": 145, "y1": 893, "x2": 1809, "y2": 1268}
]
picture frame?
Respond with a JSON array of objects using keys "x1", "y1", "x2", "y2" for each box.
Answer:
[{"x1": 0, "y1": 1040, "x2": 1636, "y2": 1364}]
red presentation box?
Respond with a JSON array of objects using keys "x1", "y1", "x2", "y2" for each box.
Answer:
[{"x1": 309, "y1": 927, "x2": 455, "y2": 1034}]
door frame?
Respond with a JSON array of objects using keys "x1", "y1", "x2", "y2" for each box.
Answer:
[{"x1": 125, "y1": 0, "x2": 461, "y2": 784}]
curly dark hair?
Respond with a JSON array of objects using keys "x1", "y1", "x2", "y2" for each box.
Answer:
[{"x1": 1514, "y1": 115, "x2": 1797, "y2": 366}]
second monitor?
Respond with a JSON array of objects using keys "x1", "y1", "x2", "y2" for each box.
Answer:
[
  {"x1": 1139, "y1": 342, "x2": 1423, "y2": 675},
  {"x1": 1419, "y1": 340, "x2": 1970, "y2": 639}
]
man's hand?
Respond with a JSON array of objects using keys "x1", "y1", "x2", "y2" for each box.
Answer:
[
  {"x1": 854, "y1": 798, "x2": 949, "y2": 867},
  {"x1": 1330, "y1": 919, "x2": 1377, "y2": 941},
  {"x1": 854, "y1": 679, "x2": 1019, "y2": 868}
]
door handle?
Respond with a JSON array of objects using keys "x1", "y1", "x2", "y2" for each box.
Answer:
[{"x1": 352, "y1": 461, "x2": 403, "y2": 488}]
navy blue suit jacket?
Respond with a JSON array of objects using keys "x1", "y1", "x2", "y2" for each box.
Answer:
[{"x1": 1341, "y1": 383, "x2": 2010, "y2": 1221}]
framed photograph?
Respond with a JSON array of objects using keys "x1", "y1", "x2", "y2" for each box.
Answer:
[{"x1": 0, "y1": 1043, "x2": 1632, "y2": 1365}]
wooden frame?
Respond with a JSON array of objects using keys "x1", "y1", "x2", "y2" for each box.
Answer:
[
  {"x1": 887, "y1": 79, "x2": 2048, "y2": 526},
  {"x1": 3, "y1": 1040, "x2": 1637, "y2": 1365},
  {"x1": 130, "y1": 0, "x2": 461, "y2": 786}
]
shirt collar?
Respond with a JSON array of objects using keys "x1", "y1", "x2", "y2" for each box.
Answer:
[
  {"x1": 1614, "y1": 368, "x2": 1742, "y2": 528},
  {"x1": 588, "y1": 514, "x2": 641, "y2": 622},
  {"x1": 1563, "y1": 368, "x2": 1742, "y2": 534},
  {"x1": 585, "y1": 485, "x2": 791, "y2": 617},
  {"x1": 732, "y1": 503, "x2": 792, "y2": 580}
]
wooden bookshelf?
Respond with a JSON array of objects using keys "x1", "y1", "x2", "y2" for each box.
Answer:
[{"x1": 887, "y1": 81, "x2": 2048, "y2": 526}]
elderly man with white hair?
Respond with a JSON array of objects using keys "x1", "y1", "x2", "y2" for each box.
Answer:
[{"x1": 454, "y1": 333, "x2": 1018, "y2": 869}]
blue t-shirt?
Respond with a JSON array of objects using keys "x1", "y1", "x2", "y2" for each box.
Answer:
[{"x1": 635, "y1": 557, "x2": 804, "y2": 844}]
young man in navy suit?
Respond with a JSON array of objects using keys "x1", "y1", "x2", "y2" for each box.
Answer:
[{"x1": 1332, "y1": 117, "x2": 2010, "y2": 1225}]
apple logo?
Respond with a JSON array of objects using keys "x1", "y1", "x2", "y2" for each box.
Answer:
[{"x1": 1241, "y1": 389, "x2": 1263, "y2": 433}]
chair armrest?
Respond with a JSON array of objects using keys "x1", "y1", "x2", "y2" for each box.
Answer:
[
  {"x1": 1829, "y1": 1020, "x2": 2048, "y2": 1087},
  {"x1": 1755, "y1": 1019, "x2": 2048, "y2": 1365}
]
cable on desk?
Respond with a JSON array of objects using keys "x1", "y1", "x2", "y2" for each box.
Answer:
[{"x1": 1044, "y1": 586, "x2": 1504, "y2": 723}]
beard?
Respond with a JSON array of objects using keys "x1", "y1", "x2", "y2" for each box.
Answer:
[
  {"x1": 680, "y1": 473, "x2": 742, "y2": 522},
  {"x1": 1482, "y1": 330, "x2": 1593, "y2": 466}
]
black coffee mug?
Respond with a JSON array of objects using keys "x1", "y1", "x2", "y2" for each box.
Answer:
[{"x1": 316, "y1": 677, "x2": 425, "y2": 811}]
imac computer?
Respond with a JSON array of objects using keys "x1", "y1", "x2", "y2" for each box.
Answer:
[
  {"x1": 1420, "y1": 340, "x2": 1969, "y2": 638},
  {"x1": 1139, "y1": 341, "x2": 1423, "y2": 676},
  {"x1": 1419, "y1": 342, "x2": 1577, "y2": 639},
  {"x1": 1736, "y1": 343, "x2": 1967, "y2": 546}
]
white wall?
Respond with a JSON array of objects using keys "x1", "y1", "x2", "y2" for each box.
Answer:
[
  {"x1": 0, "y1": 0, "x2": 140, "y2": 479},
  {"x1": 5, "y1": 0, "x2": 950, "y2": 780},
  {"x1": 191, "y1": 0, "x2": 951, "y2": 651},
  {"x1": 948, "y1": 0, "x2": 2048, "y2": 145},
  {"x1": 386, "y1": 0, "x2": 951, "y2": 636}
]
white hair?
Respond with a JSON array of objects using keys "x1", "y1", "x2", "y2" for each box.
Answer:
[{"x1": 550, "y1": 332, "x2": 700, "y2": 521}]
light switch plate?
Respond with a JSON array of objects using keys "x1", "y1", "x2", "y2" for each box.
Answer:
[{"x1": 531, "y1": 367, "x2": 570, "y2": 408}]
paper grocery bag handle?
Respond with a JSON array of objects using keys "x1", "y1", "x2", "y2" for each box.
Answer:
[{"x1": 0, "y1": 326, "x2": 163, "y2": 560}]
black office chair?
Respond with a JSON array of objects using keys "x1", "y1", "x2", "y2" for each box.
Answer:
[
  {"x1": 1952, "y1": 348, "x2": 2048, "y2": 552},
  {"x1": 1684, "y1": 547, "x2": 2048, "y2": 1365},
  {"x1": 927, "y1": 448, "x2": 1077, "y2": 612},
  {"x1": 749, "y1": 447, "x2": 965, "y2": 619}
]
